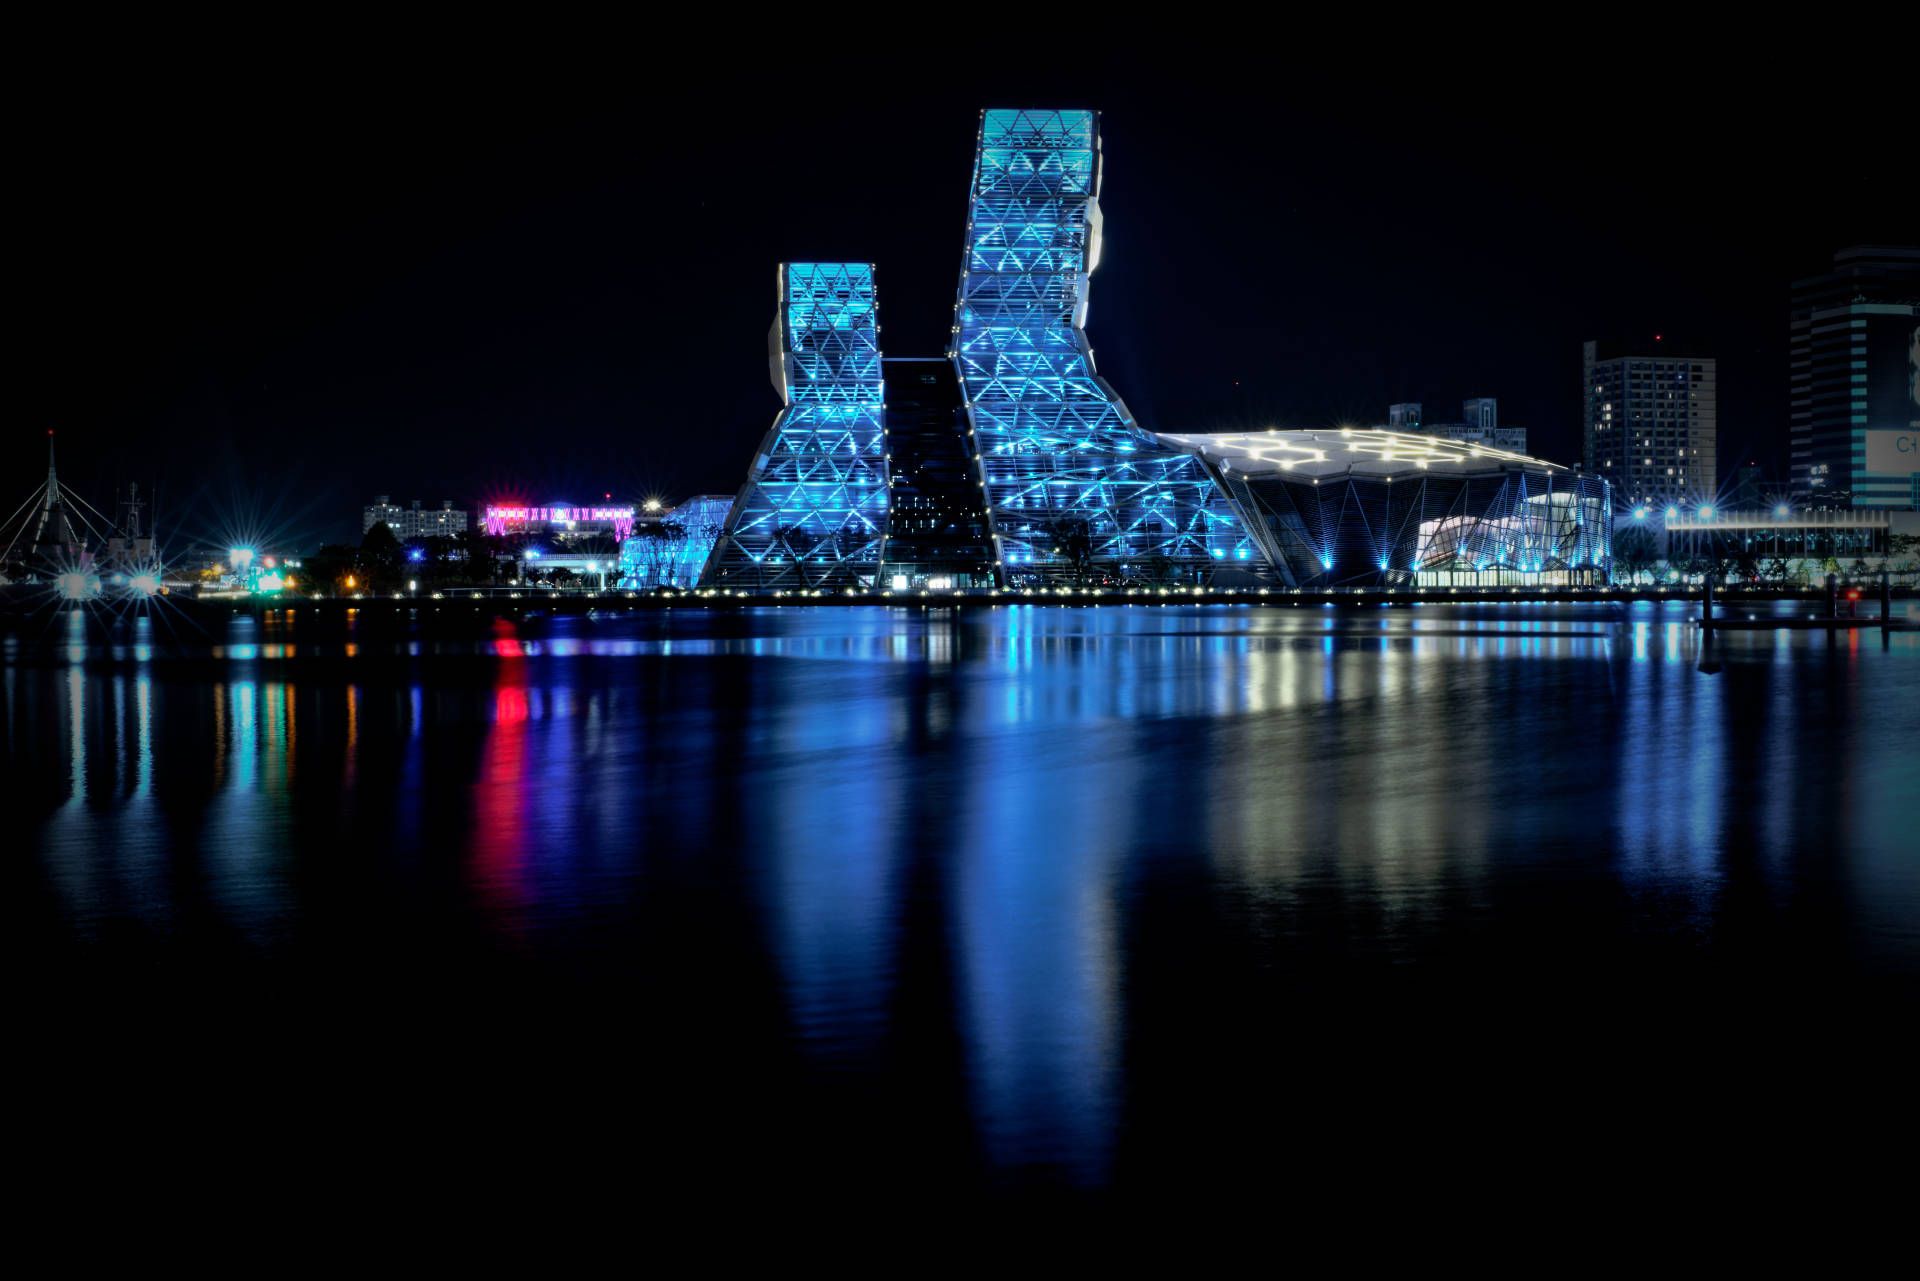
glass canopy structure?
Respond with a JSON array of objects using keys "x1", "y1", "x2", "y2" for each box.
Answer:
[
  {"x1": 704, "y1": 263, "x2": 889, "y2": 589},
  {"x1": 953, "y1": 109, "x2": 1253, "y2": 583},
  {"x1": 1156, "y1": 428, "x2": 1613, "y2": 587}
]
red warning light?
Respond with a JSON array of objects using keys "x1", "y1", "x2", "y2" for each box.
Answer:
[
  {"x1": 1846, "y1": 590, "x2": 1861, "y2": 601},
  {"x1": 1654, "y1": 333, "x2": 1663, "y2": 342}
]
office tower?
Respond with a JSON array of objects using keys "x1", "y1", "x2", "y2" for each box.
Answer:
[{"x1": 1790, "y1": 245, "x2": 1920, "y2": 509}]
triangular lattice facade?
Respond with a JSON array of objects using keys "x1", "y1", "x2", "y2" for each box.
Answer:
[
  {"x1": 952, "y1": 109, "x2": 1253, "y2": 582},
  {"x1": 704, "y1": 263, "x2": 889, "y2": 588}
]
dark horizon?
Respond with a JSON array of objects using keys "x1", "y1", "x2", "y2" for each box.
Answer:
[{"x1": 16, "y1": 36, "x2": 1913, "y2": 548}]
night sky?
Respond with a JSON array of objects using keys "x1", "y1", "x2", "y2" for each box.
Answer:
[{"x1": 18, "y1": 37, "x2": 1912, "y2": 548}]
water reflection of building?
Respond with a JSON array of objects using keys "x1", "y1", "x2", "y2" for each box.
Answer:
[{"x1": 951, "y1": 692, "x2": 1122, "y2": 1182}]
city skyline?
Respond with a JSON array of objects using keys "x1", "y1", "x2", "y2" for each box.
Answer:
[
  {"x1": 15, "y1": 46, "x2": 1915, "y2": 549},
  {"x1": 11, "y1": 28, "x2": 1920, "y2": 1217}
]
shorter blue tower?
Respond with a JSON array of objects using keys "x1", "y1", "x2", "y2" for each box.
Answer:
[{"x1": 704, "y1": 263, "x2": 890, "y2": 588}]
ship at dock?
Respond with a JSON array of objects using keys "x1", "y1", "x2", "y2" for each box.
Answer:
[{"x1": 1, "y1": 431, "x2": 173, "y2": 601}]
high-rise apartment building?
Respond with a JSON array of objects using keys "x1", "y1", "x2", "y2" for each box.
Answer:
[
  {"x1": 362, "y1": 497, "x2": 469, "y2": 539},
  {"x1": 1582, "y1": 341, "x2": 1717, "y2": 511}
]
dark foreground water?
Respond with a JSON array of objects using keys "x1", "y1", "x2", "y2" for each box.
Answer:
[{"x1": 9, "y1": 601, "x2": 1918, "y2": 1203}]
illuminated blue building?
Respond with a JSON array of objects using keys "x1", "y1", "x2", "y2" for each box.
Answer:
[
  {"x1": 704, "y1": 263, "x2": 889, "y2": 588},
  {"x1": 703, "y1": 110, "x2": 1606, "y2": 592},
  {"x1": 618, "y1": 494, "x2": 733, "y2": 589},
  {"x1": 953, "y1": 109, "x2": 1253, "y2": 583}
]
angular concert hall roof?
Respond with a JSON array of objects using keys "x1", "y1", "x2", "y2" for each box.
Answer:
[{"x1": 1153, "y1": 428, "x2": 1572, "y2": 482}]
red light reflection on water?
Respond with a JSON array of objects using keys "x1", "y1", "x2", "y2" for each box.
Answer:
[
  {"x1": 491, "y1": 617, "x2": 525, "y2": 660},
  {"x1": 471, "y1": 623, "x2": 531, "y2": 923}
]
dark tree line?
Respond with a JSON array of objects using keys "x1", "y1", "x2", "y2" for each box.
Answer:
[{"x1": 304, "y1": 523, "x2": 509, "y2": 594}]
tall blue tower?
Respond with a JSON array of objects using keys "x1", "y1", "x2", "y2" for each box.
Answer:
[
  {"x1": 952, "y1": 109, "x2": 1252, "y2": 583},
  {"x1": 704, "y1": 263, "x2": 890, "y2": 588}
]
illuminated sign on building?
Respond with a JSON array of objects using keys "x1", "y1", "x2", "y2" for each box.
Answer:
[
  {"x1": 484, "y1": 505, "x2": 636, "y2": 540},
  {"x1": 1864, "y1": 430, "x2": 1920, "y2": 472}
]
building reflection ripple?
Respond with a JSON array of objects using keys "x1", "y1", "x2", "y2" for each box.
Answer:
[{"x1": 8, "y1": 601, "x2": 1918, "y2": 1186}]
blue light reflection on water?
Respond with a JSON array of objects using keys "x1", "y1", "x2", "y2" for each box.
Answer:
[{"x1": 10, "y1": 601, "x2": 1920, "y2": 1185}]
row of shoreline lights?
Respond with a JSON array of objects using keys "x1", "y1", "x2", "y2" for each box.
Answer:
[
  {"x1": 304, "y1": 578, "x2": 1771, "y2": 603},
  {"x1": 1631, "y1": 502, "x2": 1797, "y2": 521},
  {"x1": 653, "y1": 583, "x2": 1633, "y2": 599},
  {"x1": 57, "y1": 568, "x2": 165, "y2": 600},
  {"x1": 302, "y1": 583, "x2": 1715, "y2": 604}
]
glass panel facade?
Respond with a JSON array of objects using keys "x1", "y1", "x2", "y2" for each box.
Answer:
[
  {"x1": 1233, "y1": 472, "x2": 1612, "y2": 587},
  {"x1": 704, "y1": 263, "x2": 889, "y2": 589},
  {"x1": 954, "y1": 109, "x2": 1252, "y2": 584}
]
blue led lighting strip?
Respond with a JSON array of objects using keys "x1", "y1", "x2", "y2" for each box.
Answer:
[
  {"x1": 953, "y1": 109, "x2": 1252, "y2": 582},
  {"x1": 704, "y1": 263, "x2": 889, "y2": 588}
]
